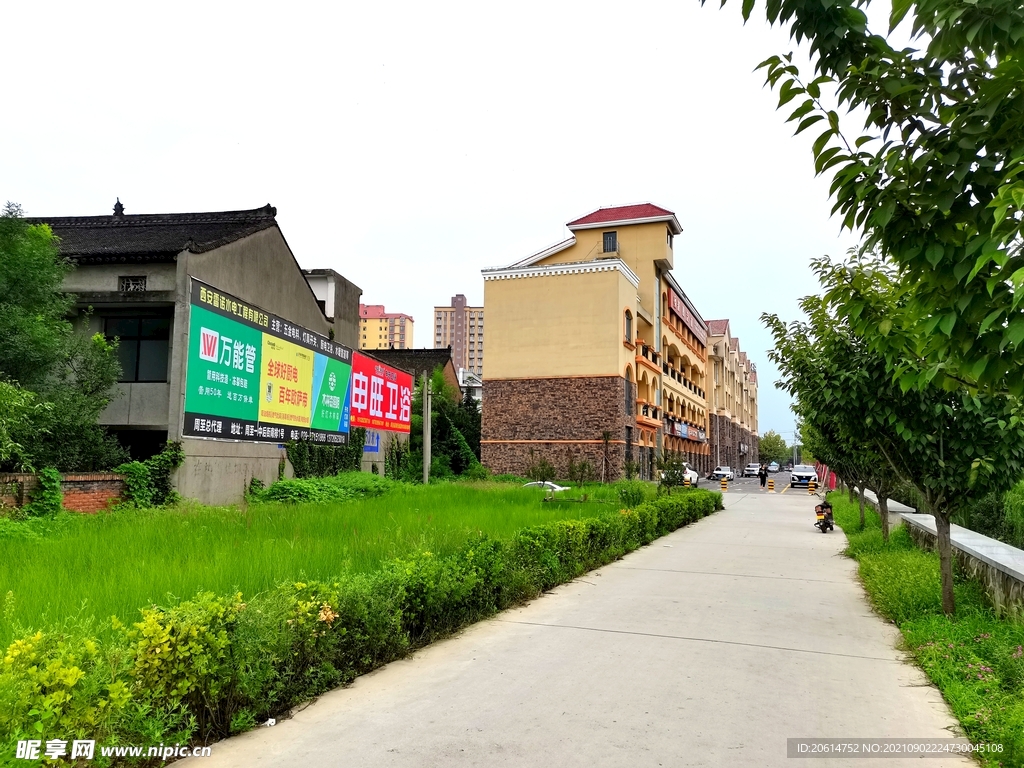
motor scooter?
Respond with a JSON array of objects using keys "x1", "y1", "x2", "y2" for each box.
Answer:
[{"x1": 814, "y1": 503, "x2": 834, "y2": 533}]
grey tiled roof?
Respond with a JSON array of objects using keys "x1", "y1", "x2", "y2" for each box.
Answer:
[
  {"x1": 29, "y1": 204, "x2": 278, "y2": 263},
  {"x1": 366, "y1": 348, "x2": 455, "y2": 378}
]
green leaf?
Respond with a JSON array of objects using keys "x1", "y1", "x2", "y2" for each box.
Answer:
[
  {"x1": 926, "y1": 243, "x2": 944, "y2": 267},
  {"x1": 979, "y1": 309, "x2": 1002, "y2": 334},
  {"x1": 939, "y1": 313, "x2": 956, "y2": 336},
  {"x1": 795, "y1": 114, "x2": 826, "y2": 135},
  {"x1": 812, "y1": 128, "x2": 835, "y2": 157},
  {"x1": 1006, "y1": 317, "x2": 1024, "y2": 346}
]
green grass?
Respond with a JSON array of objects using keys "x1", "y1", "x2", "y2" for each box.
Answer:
[
  {"x1": 0, "y1": 481, "x2": 606, "y2": 646},
  {"x1": 830, "y1": 493, "x2": 1024, "y2": 767}
]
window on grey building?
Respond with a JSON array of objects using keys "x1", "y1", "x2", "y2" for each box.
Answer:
[
  {"x1": 603, "y1": 231, "x2": 618, "y2": 253},
  {"x1": 105, "y1": 316, "x2": 171, "y2": 383}
]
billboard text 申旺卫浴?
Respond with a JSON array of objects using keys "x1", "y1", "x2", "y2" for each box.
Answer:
[
  {"x1": 182, "y1": 278, "x2": 353, "y2": 444},
  {"x1": 349, "y1": 352, "x2": 413, "y2": 433}
]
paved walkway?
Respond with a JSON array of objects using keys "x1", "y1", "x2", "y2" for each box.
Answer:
[{"x1": 184, "y1": 490, "x2": 970, "y2": 767}]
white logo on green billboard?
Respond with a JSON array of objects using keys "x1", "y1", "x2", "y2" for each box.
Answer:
[
  {"x1": 199, "y1": 328, "x2": 219, "y2": 362},
  {"x1": 329, "y1": 372, "x2": 337, "y2": 391}
]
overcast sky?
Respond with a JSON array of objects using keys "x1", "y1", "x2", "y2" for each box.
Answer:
[{"x1": 2, "y1": 0, "x2": 862, "y2": 440}]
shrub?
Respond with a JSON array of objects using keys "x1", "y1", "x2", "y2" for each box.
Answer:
[
  {"x1": 256, "y1": 472, "x2": 394, "y2": 505},
  {"x1": 116, "y1": 461, "x2": 153, "y2": 508},
  {"x1": 616, "y1": 480, "x2": 649, "y2": 509},
  {"x1": 525, "y1": 452, "x2": 556, "y2": 483},
  {"x1": 286, "y1": 429, "x2": 367, "y2": 478},
  {"x1": 115, "y1": 442, "x2": 185, "y2": 508},
  {"x1": 1002, "y1": 480, "x2": 1024, "y2": 549},
  {"x1": 464, "y1": 462, "x2": 490, "y2": 481},
  {"x1": 25, "y1": 468, "x2": 63, "y2": 517}
]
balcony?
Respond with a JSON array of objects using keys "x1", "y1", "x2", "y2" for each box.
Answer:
[
  {"x1": 636, "y1": 400, "x2": 661, "y2": 429},
  {"x1": 635, "y1": 345, "x2": 662, "y2": 375}
]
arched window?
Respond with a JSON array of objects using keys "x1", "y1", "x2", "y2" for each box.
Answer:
[{"x1": 624, "y1": 310, "x2": 633, "y2": 342}]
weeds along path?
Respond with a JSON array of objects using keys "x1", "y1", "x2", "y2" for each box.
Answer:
[{"x1": 183, "y1": 490, "x2": 971, "y2": 768}]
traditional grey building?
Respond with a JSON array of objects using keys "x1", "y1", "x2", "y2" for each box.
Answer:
[{"x1": 35, "y1": 202, "x2": 361, "y2": 504}]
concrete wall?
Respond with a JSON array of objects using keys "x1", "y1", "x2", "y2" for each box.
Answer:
[
  {"x1": 167, "y1": 227, "x2": 332, "y2": 505},
  {"x1": 332, "y1": 274, "x2": 362, "y2": 350},
  {"x1": 100, "y1": 383, "x2": 170, "y2": 426},
  {"x1": 484, "y1": 269, "x2": 630, "y2": 379},
  {"x1": 63, "y1": 263, "x2": 178, "y2": 293}
]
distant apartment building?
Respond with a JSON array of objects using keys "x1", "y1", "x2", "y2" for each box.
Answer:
[
  {"x1": 434, "y1": 294, "x2": 484, "y2": 375},
  {"x1": 706, "y1": 320, "x2": 759, "y2": 469},
  {"x1": 359, "y1": 304, "x2": 414, "y2": 350},
  {"x1": 481, "y1": 203, "x2": 711, "y2": 480}
]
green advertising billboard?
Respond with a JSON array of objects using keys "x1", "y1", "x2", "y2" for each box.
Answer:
[{"x1": 182, "y1": 278, "x2": 353, "y2": 445}]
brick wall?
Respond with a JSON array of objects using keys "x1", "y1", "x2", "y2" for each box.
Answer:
[
  {"x1": 0, "y1": 473, "x2": 124, "y2": 514},
  {"x1": 482, "y1": 376, "x2": 630, "y2": 479}
]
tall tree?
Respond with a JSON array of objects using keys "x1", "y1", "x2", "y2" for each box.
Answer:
[
  {"x1": 0, "y1": 204, "x2": 125, "y2": 471},
  {"x1": 712, "y1": 0, "x2": 1024, "y2": 394},
  {"x1": 765, "y1": 284, "x2": 1024, "y2": 614},
  {"x1": 758, "y1": 430, "x2": 789, "y2": 465}
]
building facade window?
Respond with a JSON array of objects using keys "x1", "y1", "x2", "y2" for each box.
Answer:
[
  {"x1": 624, "y1": 310, "x2": 632, "y2": 342},
  {"x1": 105, "y1": 316, "x2": 171, "y2": 383},
  {"x1": 603, "y1": 231, "x2": 618, "y2": 253}
]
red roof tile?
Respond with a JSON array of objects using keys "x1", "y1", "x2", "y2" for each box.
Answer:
[
  {"x1": 567, "y1": 203, "x2": 680, "y2": 233},
  {"x1": 706, "y1": 319, "x2": 730, "y2": 336}
]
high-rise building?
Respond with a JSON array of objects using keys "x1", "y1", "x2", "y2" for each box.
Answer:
[
  {"x1": 480, "y1": 203, "x2": 711, "y2": 480},
  {"x1": 434, "y1": 294, "x2": 484, "y2": 375},
  {"x1": 359, "y1": 304, "x2": 414, "y2": 350},
  {"x1": 706, "y1": 320, "x2": 759, "y2": 469}
]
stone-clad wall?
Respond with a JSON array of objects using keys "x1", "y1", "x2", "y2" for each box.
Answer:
[
  {"x1": 707, "y1": 414, "x2": 758, "y2": 469},
  {"x1": 482, "y1": 376, "x2": 630, "y2": 478}
]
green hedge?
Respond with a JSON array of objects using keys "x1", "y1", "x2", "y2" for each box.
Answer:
[{"x1": 0, "y1": 489, "x2": 720, "y2": 760}]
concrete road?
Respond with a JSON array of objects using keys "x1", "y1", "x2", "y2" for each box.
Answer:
[{"x1": 184, "y1": 489, "x2": 970, "y2": 767}]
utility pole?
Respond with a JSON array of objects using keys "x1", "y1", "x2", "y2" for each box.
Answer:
[{"x1": 422, "y1": 372, "x2": 432, "y2": 485}]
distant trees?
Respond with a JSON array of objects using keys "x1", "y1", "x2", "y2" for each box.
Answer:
[
  {"x1": 0, "y1": 203, "x2": 125, "y2": 472},
  {"x1": 406, "y1": 367, "x2": 484, "y2": 481},
  {"x1": 757, "y1": 430, "x2": 789, "y2": 466}
]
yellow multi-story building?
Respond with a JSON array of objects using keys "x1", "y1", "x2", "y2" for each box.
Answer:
[
  {"x1": 359, "y1": 304, "x2": 413, "y2": 350},
  {"x1": 706, "y1": 320, "x2": 759, "y2": 469},
  {"x1": 481, "y1": 203, "x2": 710, "y2": 480}
]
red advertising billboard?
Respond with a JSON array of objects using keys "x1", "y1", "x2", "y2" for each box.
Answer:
[{"x1": 349, "y1": 352, "x2": 413, "y2": 433}]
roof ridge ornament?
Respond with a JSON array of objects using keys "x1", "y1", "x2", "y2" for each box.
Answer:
[{"x1": 113, "y1": 198, "x2": 124, "y2": 217}]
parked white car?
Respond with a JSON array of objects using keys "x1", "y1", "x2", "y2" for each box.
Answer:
[
  {"x1": 742, "y1": 463, "x2": 761, "y2": 478},
  {"x1": 660, "y1": 462, "x2": 700, "y2": 487},
  {"x1": 790, "y1": 465, "x2": 819, "y2": 486},
  {"x1": 522, "y1": 481, "x2": 570, "y2": 492},
  {"x1": 712, "y1": 466, "x2": 735, "y2": 481}
]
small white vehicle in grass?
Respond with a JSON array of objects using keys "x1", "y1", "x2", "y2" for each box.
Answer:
[{"x1": 522, "y1": 481, "x2": 570, "y2": 492}]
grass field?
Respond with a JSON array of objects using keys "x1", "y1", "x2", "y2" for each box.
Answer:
[{"x1": 0, "y1": 480, "x2": 622, "y2": 645}]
